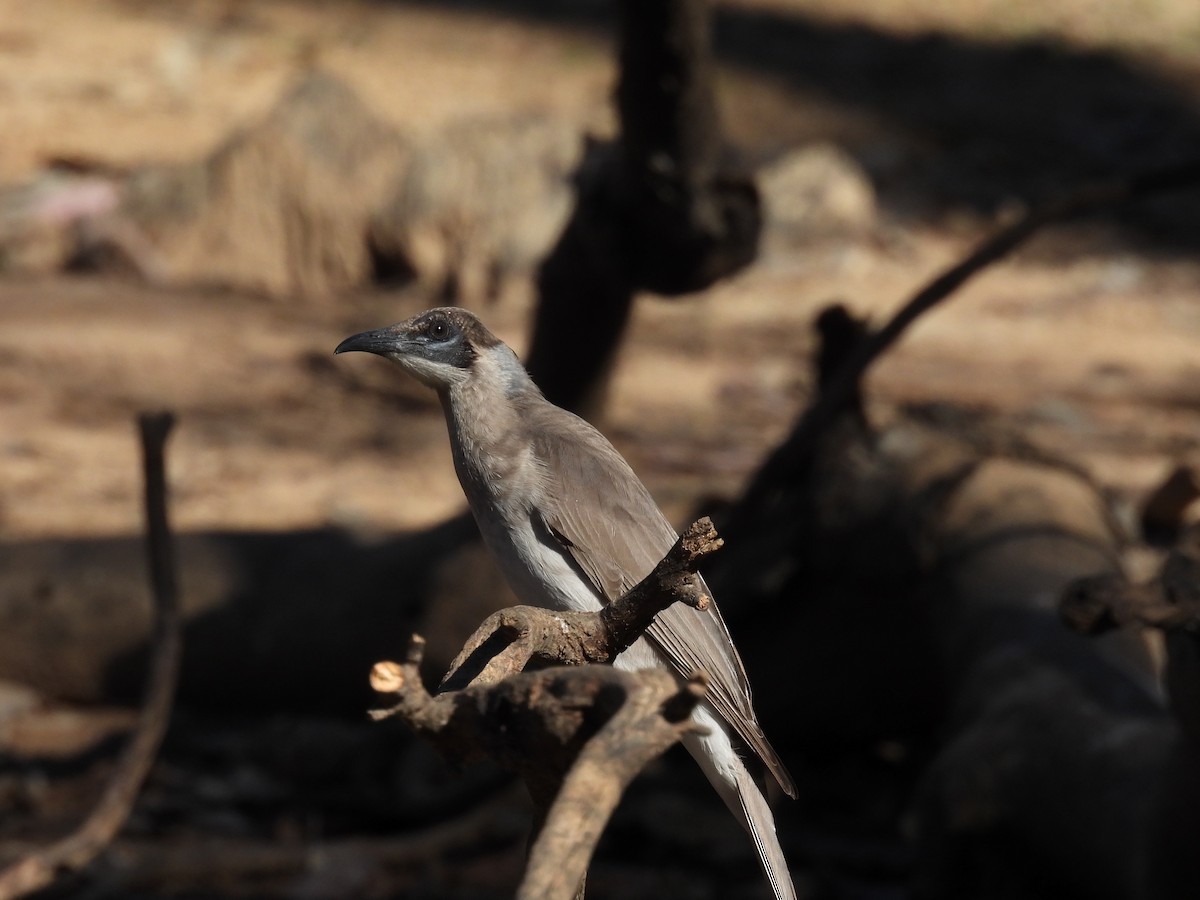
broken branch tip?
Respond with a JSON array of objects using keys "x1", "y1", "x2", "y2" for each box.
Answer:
[
  {"x1": 405, "y1": 634, "x2": 427, "y2": 665},
  {"x1": 370, "y1": 660, "x2": 405, "y2": 694}
]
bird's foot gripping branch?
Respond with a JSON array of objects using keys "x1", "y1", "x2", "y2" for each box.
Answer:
[{"x1": 368, "y1": 517, "x2": 721, "y2": 900}]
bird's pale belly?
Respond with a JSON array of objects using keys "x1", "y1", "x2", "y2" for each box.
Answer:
[
  {"x1": 472, "y1": 500, "x2": 602, "y2": 613},
  {"x1": 467, "y1": 498, "x2": 663, "y2": 673}
]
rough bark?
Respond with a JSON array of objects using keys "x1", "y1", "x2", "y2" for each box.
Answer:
[{"x1": 369, "y1": 517, "x2": 722, "y2": 899}]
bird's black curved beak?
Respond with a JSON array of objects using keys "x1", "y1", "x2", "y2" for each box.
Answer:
[{"x1": 335, "y1": 327, "x2": 402, "y2": 357}]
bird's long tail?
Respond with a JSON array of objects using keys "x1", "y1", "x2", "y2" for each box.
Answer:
[
  {"x1": 732, "y1": 761, "x2": 796, "y2": 900},
  {"x1": 683, "y1": 707, "x2": 796, "y2": 900}
]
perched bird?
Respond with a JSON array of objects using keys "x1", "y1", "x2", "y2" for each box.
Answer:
[{"x1": 336, "y1": 307, "x2": 796, "y2": 899}]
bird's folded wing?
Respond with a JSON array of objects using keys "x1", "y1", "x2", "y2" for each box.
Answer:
[
  {"x1": 645, "y1": 587, "x2": 796, "y2": 798},
  {"x1": 530, "y1": 417, "x2": 796, "y2": 797}
]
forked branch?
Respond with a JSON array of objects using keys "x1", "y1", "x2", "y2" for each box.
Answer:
[{"x1": 369, "y1": 517, "x2": 724, "y2": 899}]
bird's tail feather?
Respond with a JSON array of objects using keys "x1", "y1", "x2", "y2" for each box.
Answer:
[
  {"x1": 733, "y1": 761, "x2": 797, "y2": 900},
  {"x1": 682, "y1": 707, "x2": 796, "y2": 900}
]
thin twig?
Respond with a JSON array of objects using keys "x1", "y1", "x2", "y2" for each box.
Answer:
[{"x1": 0, "y1": 412, "x2": 182, "y2": 899}]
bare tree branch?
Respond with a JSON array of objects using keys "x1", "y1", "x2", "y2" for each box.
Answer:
[
  {"x1": 1061, "y1": 526, "x2": 1200, "y2": 636},
  {"x1": 0, "y1": 412, "x2": 182, "y2": 900},
  {"x1": 371, "y1": 639, "x2": 705, "y2": 900},
  {"x1": 730, "y1": 160, "x2": 1200, "y2": 536},
  {"x1": 1141, "y1": 462, "x2": 1200, "y2": 545},
  {"x1": 368, "y1": 518, "x2": 723, "y2": 899},
  {"x1": 518, "y1": 673, "x2": 706, "y2": 900}
]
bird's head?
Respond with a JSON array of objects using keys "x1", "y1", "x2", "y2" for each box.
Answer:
[{"x1": 334, "y1": 307, "x2": 504, "y2": 391}]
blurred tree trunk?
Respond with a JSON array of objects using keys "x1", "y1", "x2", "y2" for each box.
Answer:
[{"x1": 526, "y1": 0, "x2": 761, "y2": 415}]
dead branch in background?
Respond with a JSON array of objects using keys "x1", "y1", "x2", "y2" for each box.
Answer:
[
  {"x1": 0, "y1": 413, "x2": 182, "y2": 900},
  {"x1": 1140, "y1": 462, "x2": 1200, "y2": 545},
  {"x1": 1057, "y1": 491, "x2": 1200, "y2": 900},
  {"x1": 732, "y1": 308, "x2": 1180, "y2": 897},
  {"x1": 370, "y1": 517, "x2": 722, "y2": 900},
  {"x1": 527, "y1": 0, "x2": 761, "y2": 415},
  {"x1": 1062, "y1": 523, "x2": 1200, "y2": 727},
  {"x1": 712, "y1": 264, "x2": 1189, "y2": 896},
  {"x1": 727, "y1": 159, "x2": 1200, "y2": 541}
]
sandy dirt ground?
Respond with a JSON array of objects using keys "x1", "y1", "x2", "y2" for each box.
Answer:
[
  {"x1": 0, "y1": 0, "x2": 1196, "y2": 547},
  {"x1": 3, "y1": 231, "x2": 1196, "y2": 541}
]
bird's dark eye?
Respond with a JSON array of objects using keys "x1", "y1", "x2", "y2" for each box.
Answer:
[{"x1": 430, "y1": 321, "x2": 449, "y2": 339}]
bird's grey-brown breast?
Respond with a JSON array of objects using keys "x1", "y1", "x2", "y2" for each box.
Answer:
[{"x1": 443, "y1": 348, "x2": 605, "y2": 613}]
